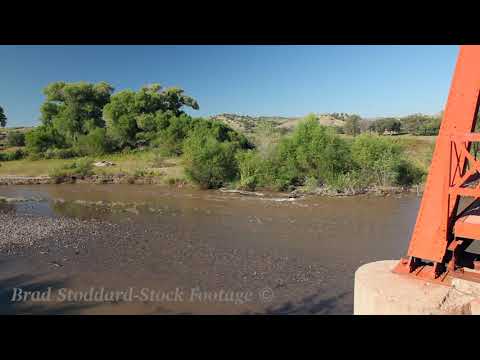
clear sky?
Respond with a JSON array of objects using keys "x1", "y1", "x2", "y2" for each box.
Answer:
[{"x1": 0, "y1": 45, "x2": 459, "y2": 127}]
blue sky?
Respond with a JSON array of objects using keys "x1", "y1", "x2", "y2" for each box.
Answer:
[{"x1": 0, "y1": 45, "x2": 459, "y2": 127}]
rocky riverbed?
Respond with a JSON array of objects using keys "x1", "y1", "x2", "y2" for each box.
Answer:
[
  {"x1": 0, "y1": 184, "x2": 420, "y2": 314},
  {"x1": 0, "y1": 210, "x2": 348, "y2": 314}
]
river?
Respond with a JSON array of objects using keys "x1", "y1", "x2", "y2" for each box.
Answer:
[{"x1": 0, "y1": 184, "x2": 420, "y2": 314}]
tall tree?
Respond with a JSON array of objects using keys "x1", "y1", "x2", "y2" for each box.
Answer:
[
  {"x1": 343, "y1": 114, "x2": 361, "y2": 136},
  {"x1": 0, "y1": 105, "x2": 7, "y2": 127},
  {"x1": 103, "y1": 84, "x2": 199, "y2": 147},
  {"x1": 40, "y1": 81, "x2": 114, "y2": 143},
  {"x1": 369, "y1": 118, "x2": 401, "y2": 134}
]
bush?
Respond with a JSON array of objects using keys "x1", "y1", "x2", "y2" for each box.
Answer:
[
  {"x1": 25, "y1": 125, "x2": 65, "y2": 154},
  {"x1": 191, "y1": 119, "x2": 252, "y2": 149},
  {"x1": 394, "y1": 159, "x2": 425, "y2": 186},
  {"x1": 351, "y1": 134, "x2": 423, "y2": 187},
  {"x1": 44, "y1": 148, "x2": 77, "y2": 159},
  {"x1": 235, "y1": 116, "x2": 424, "y2": 192},
  {"x1": 152, "y1": 114, "x2": 193, "y2": 156},
  {"x1": 74, "y1": 128, "x2": 111, "y2": 156},
  {"x1": 152, "y1": 115, "x2": 252, "y2": 157},
  {"x1": 49, "y1": 158, "x2": 94, "y2": 179},
  {"x1": 236, "y1": 150, "x2": 263, "y2": 191},
  {"x1": 269, "y1": 115, "x2": 353, "y2": 189},
  {"x1": 0, "y1": 149, "x2": 25, "y2": 161},
  {"x1": 324, "y1": 170, "x2": 371, "y2": 194},
  {"x1": 183, "y1": 134, "x2": 239, "y2": 189},
  {"x1": 7, "y1": 131, "x2": 25, "y2": 147},
  {"x1": 291, "y1": 117, "x2": 353, "y2": 183}
]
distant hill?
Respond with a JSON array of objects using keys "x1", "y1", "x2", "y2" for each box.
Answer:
[{"x1": 209, "y1": 113, "x2": 347, "y2": 134}]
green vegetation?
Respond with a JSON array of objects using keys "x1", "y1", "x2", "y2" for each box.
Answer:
[
  {"x1": 183, "y1": 133, "x2": 239, "y2": 189},
  {"x1": 351, "y1": 134, "x2": 423, "y2": 187},
  {"x1": 343, "y1": 114, "x2": 361, "y2": 136},
  {"x1": 400, "y1": 114, "x2": 440, "y2": 135},
  {"x1": 0, "y1": 106, "x2": 6, "y2": 127},
  {"x1": 368, "y1": 118, "x2": 402, "y2": 134},
  {"x1": 0, "y1": 149, "x2": 25, "y2": 162},
  {"x1": 6, "y1": 131, "x2": 25, "y2": 147},
  {"x1": 233, "y1": 115, "x2": 424, "y2": 193},
  {"x1": 49, "y1": 158, "x2": 94, "y2": 182},
  {"x1": 103, "y1": 84, "x2": 199, "y2": 150},
  {"x1": 367, "y1": 114, "x2": 440, "y2": 136},
  {"x1": 0, "y1": 80, "x2": 434, "y2": 194}
]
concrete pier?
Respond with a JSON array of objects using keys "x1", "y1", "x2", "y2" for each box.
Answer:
[{"x1": 354, "y1": 260, "x2": 480, "y2": 315}]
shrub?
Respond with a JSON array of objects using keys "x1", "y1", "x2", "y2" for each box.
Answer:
[
  {"x1": 152, "y1": 116, "x2": 252, "y2": 157},
  {"x1": 394, "y1": 159, "x2": 425, "y2": 186},
  {"x1": 0, "y1": 149, "x2": 25, "y2": 161},
  {"x1": 351, "y1": 134, "x2": 423, "y2": 187},
  {"x1": 324, "y1": 170, "x2": 371, "y2": 194},
  {"x1": 190, "y1": 119, "x2": 252, "y2": 150},
  {"x1": 74, "y1": 128, "x2": 111, "y2": 156},
  {"x1": 154, "y1": 114, "x2": 193, "y2": 156},
  {"x1": 44, "y1": 148, "x2": 77, "y2": 159},
  {"x1": 25, "y1": 125, "x2": 66, "y2": 154},
  {"x1": 236, "y1": 150, "x2": 263, "y2": 191},
  {"x1": 303, "y1": 176, "x2": 319, "y2": 192},
  {"x1": 183, "y1": 134, "x2": 239, "y2": 189},
  {"x1": 133, "y1": 168, "x2": 152, "y2": 177},
  {"x1": 263, "y1": 115, "x2": 353, "y2": 190},
  {"x1": 7, "y1": 131, "x2": 25, "y2": 147},
  {"x1": 49, "y1": 158, "x2": 94, "y2": 179}
]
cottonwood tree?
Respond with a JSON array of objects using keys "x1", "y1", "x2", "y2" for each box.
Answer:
[
  {"x1": 103, "y1": 84, "x2": 199, "y2": 148},
  {"x1": 40, "y1": 81, "x2": 114, "y2": 143}
]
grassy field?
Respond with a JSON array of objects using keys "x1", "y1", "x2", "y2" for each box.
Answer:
[
  {"x1": 0, "y1": 149, "x2": 185, "y2": 182},
  {"x1": 394, "y1": 135, "x2": 435, "y2": 173}
]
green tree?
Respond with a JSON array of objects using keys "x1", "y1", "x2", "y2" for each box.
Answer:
[
  {"x1": 103, "y1": 84, "x2": 199, "y2": 149},
  {"x1": 74, "y1": 127, "x2": 111, "y2": 156},
  {"x1": 369, "y1": 118, "x2": 402, "y2": 134},
  {"x1": 7, "y1": 131, "x2": 25, "y2": 146},
  {"x1": 343, "y1": 114, "x2": 361, "y2": 136},
  {"x1": 25, "y1": 125, "x2": 66, "y2": 154},
  {"x1": 40, "y1": 81, "x2": 114, "y2": 143},
  {"x1": 400, "y1": 114, "x2": 440, "y2": 135},
  {"x1": 0, "y1": 106, "x2": 6, "y2": 127}
]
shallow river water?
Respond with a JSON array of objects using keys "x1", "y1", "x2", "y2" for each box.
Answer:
[{"x1": 0, "y1": 184, "x2": 420, "y2": 314}]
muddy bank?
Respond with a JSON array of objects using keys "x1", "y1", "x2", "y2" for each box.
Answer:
[
  {"x1": 0, "y1": 174, "x2": 166, "y2": 186},
  {"x1": 0, "y1": 175, "x2": 424, "y2": 199},
  {"x1": 0, "y1": 176, "x2": 53, "y2": 185}
]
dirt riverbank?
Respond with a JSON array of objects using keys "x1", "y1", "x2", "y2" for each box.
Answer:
[{"x1": 0, "y1": 175, "x2": 424, "y2": 198}]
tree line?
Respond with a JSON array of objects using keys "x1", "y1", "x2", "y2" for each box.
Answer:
[
  {"x1": 0, "y1": 81, "x2": 428, "y2": 190},
  {"x1": 337, "y1": 113, "x2": 442, "y2": 136}
]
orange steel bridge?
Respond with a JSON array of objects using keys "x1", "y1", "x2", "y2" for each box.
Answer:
[{"x1": 394, "y1": 45, "x2": 480, "y2": 285}]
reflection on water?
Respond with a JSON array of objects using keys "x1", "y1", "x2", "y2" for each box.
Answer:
[{"x1": 0, "y1": 184, "x2": 421, "y2": 314}]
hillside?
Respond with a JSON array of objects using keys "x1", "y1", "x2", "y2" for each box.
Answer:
[{"x1": 209, "y1": 113, "x2": 347, "y2": 134}]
